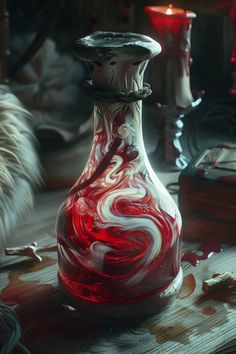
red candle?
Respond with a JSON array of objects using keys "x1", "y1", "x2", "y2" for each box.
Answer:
[
  {"x1": 145, "y1": 4, "x2": 196, "y2": 107},
  {"x1": 219, "y1": 0, "x2": 236, "y2": 95},
  {"x1": 219, "y1": 0, "x2": 236, "y2": 63}
]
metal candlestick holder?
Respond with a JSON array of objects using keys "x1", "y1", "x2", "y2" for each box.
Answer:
[
  {"x1": 150, "y1": 96, "x2": 202, "y2": 172},
  {"x1": 145, "y1": 4, "x2": 200, "y2": 171}
]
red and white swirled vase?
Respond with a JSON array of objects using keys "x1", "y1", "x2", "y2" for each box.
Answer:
[{"x1": 56, "y1": 32, "x2": 183, "y2": 319}]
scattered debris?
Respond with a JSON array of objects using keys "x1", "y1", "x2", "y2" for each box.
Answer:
[
  {"x1": 5, "y1": 242, "x2": 57, "y2": 262},
  {"x1": 202, "y1": 272, "x2": 236, "y2": 294}
]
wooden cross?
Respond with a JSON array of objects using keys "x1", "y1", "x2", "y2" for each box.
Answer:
[{"x1": 5, "y1": 242, "x2": 57, "y2": 262}]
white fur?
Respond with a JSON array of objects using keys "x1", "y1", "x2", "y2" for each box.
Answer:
[{"x1": 0, "y1": 85, "x2": 41, "y2": 253}]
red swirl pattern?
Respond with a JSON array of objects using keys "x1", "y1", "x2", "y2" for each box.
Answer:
[{"x1": 57, "y1": 107, "x2": 182, "y2": 304}]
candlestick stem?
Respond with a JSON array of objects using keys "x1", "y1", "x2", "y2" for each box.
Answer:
[{"x1": 151, "y1": 97, "x2": 202, "y2": 171}]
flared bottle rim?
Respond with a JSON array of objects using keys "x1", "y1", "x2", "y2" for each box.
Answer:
[{"x1": 74, "y1": 31, "x2": 161, "y2": 62}]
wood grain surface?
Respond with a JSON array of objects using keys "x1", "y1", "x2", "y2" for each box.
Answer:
[{"x1": 0, "y1": 189, "x2": 236, "y2": 354}]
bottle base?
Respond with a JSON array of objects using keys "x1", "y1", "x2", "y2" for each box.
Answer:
[{"x1": 58, "y1": 268, "x2": 183, "y2": 321}]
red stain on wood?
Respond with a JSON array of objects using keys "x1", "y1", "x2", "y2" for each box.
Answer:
[
  {"x1": 0, "y1": 257, "x2": 56, "y2": 305},
  {"x1": 202, "y1": 305, "x2": 217, "y2": 316},
  {"x1": 0, "y1": 256, "x2": 104, "y2": 354},
  {"x1": 148, "y1": 323, "x2": 191, "y2": 345}
]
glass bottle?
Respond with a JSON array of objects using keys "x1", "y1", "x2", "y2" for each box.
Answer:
[{"x1": 56, "y1": 32, "x2": 183, "y2": 319}]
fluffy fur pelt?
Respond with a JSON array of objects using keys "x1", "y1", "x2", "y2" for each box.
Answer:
[{"x1": 0, "y1": 85, "x2": 41, "y2": 254}]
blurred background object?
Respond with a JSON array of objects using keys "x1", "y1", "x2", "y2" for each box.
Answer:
[
  {"x1": 179, "y1": 144, "x2": 236, "y2": 243},
  {"x1": 0, "y1": 86, "x2": 41, "y2": 253},
  {"x1": 0, "y1": 1, "x2": 41, "y2": 253},
  {"x1": 0, "y1": 0, "x2": 9, "y2": 83},
  {"x1": 218, "y1": 0, "x2": 236, "y2": 95}
]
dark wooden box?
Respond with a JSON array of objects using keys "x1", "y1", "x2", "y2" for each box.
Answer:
[{"x1": 179, "y1": 144, "x2": 236, "y2": 242}]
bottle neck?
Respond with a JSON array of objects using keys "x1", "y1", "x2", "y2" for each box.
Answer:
[
  {"x1": 93, "y1": 100, "x2": 144, "y2": 155},
  {"x1": 88, "y1": 59, "x2": 148, "y2": 156},
  {"x1": 89, "y1": 59, "x2": 148, "y2": 92}
]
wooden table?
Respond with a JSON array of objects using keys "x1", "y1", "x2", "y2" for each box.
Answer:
[{"x1": 0, "y1": 188, "x2": 236, "y2": 354}]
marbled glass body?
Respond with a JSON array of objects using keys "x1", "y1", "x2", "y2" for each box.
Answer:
[{"x1": 57, "y1": 34, "x2": 182, "y2": 306}]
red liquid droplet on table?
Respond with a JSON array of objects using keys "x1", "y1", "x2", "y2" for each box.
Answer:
[
  {"x1": 202, "y1": 305, "x2": 217, "y2": 316},
  {"x1": 181, "y1": 240, "x2": 223, "y2": 267}
]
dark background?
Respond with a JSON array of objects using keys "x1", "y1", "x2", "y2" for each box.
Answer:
[
  {"x1": 5, "y1": 0, "x2": 236, "y2": 167},
  {"x1": 7, "y1": 0, "x2": 234, "y2": 99}
]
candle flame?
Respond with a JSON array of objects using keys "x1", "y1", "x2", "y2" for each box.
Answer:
[{"x1": 166, "y1": 4, "x2": 173, "y2": 15}]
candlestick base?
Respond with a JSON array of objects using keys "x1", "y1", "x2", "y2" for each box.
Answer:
[{"x1": 150, "y1": 97, "x2": 202, "y2": 172}]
